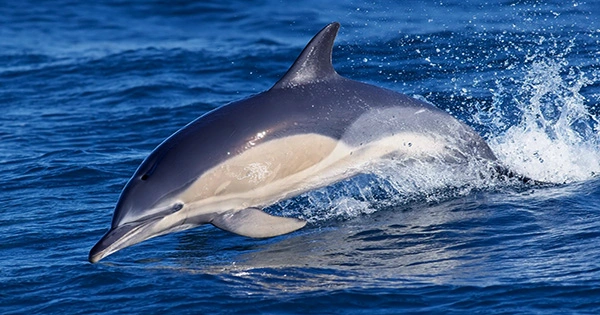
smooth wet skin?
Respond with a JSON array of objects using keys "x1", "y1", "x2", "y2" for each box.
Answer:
[{"x1": 89, "y1": 22, "x2": 502, "y2": 263}]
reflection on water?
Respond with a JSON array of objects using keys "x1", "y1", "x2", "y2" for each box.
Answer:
[{"x1": 161, "y1": 193, "x2": 496, "y2": 292}]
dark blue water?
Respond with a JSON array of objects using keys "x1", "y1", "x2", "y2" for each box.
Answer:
[{"x1": 2, "y1": 0, "x2": 600, "y2": 313}]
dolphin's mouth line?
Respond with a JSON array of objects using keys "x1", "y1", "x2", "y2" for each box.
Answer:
[
  {"x1": 121, "y1": 202, "x2": 184, "y2": 227},
  {"x1": 89, "y1": 211, "x2": 176, "y2": 263},
  {"x1": 89, "y1": 221, "x2": 151, "y2": 263},
  {"x1": 89, "y1": 202, "x2": 189, "y2": 263}
]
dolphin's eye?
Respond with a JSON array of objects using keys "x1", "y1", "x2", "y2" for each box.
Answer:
[{"x1": 141, "y1": 174, "x2": 149, "y2": 181}]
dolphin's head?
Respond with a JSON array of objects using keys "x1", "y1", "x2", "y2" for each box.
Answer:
[{"x1": 88, "y1": 147, "x2": 197, "y2": 263}]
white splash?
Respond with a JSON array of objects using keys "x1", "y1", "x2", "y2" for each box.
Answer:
[
  {"x1": 278, "y1": 159, "x2": 500, "y2": 223},
  {"x1": 486, "y1": 58, "x2": 600, "y2": 183}
]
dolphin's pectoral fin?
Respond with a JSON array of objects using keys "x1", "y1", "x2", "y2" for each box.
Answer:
[{"x1": 211, "y1": 208, "x2": 307, "y2": 238}]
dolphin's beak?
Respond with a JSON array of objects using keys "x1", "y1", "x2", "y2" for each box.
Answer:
[
  {"x1": 89, "y1": 202, "x2": 190, "y2": 263},
  {"x1": 88, "y1": 218, "x2": 161, "y2": 263}
]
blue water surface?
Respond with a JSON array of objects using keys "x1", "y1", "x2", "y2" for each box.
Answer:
[{"x1": 2, "y1": 0, "x2": 600, "y2": 314}]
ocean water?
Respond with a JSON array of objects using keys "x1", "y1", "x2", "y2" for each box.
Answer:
[{"x1": 2, "y1": 0, "x2": 600, "y2": 313}]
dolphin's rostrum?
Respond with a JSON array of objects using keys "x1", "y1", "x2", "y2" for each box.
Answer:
[{"x1": 89, "y1": 22, "x2": 504, "y2": 263}]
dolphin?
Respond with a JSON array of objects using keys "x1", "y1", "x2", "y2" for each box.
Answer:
[{"x1": 89, "y1": 22, "x2": 504, "y2": 263}]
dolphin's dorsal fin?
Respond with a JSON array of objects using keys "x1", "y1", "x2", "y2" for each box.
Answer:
[{"x1": 272, "y1": 22, "x2": 341, "y2": 89}]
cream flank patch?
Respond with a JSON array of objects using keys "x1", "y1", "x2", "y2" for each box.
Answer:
[
  {"x1": 179, "y1": 134, "x2": 338, "y2": 202},
  {"x1": 177, "y1": 131, "x2": 447, "y2": 217}
]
